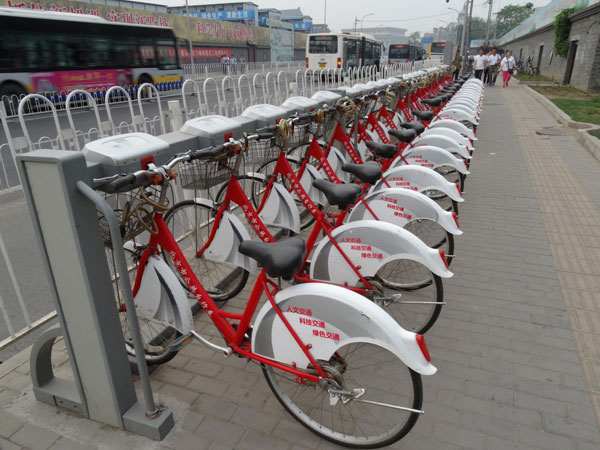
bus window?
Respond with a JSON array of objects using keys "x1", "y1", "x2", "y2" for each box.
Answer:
[
  {"x1": 345, "y1": 38, "x2": 359, "y2": 68},
  {"x1": 364, "y1": 40, "x2": 374, "y2": 65},
  {"x1": 389, "y1": 45, "x2": 410, "y2": 61},
  {"x1": 156, "y1": 40, "x2": 178, "y2": 70},
  {"x1": 87, "y1": 36, "x2": 112, "y2": 68},
  {"x1": 113, "y1": 39, "x2": 136, "y2": 67},
  {"x1": 139, "y1": 40, "x2": 157, "y2": 66},
  {"x1": 430, "y1": 42, "x2": 446, "y2": 56},
  {"x1": 309, "y1": 35, "x2": 337, "y2": 54}
]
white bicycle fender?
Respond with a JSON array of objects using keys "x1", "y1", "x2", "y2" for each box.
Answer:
[
  {"x1": 259, "y1": 183, "x2": 301, "y2": 234},
  {"x1": 347, "y1": 187, "x2": 462, "y2": 235},
  {"x1": 400, "y1": 145, "x2": 470, "y2": 175},
  {"x1": 358, "y1": 130, "x2": 377, "y2": 160},
  {"x1": 328, "y1": 146, "x2": 351, "y2": 183},
  {"x1": 251, "y1": 283, "x2": 436, "y2": 375},
  {"x1": 411, "y1": 135, "x2": 472, "y2": 159},
  {"x1": 429, "y1": 119, "x2": 477, "y2": 140},
  {"x1": 439, "y1": 109, "x2": 479, "y2": 125},
  {"x1": 205, "y1": 211, "x2": 258, "y2": 273},
  {"x1": 310, "y1": 220, "x2": 453, "y2": 286},
  {"x1": 421, "y1": 128, "x2": 473, "y2": 150},
  {"x1": 134, "y1": 255, "x2": 194, "y2": 335},
  {"x1": 371, "y1": 165, "x2": 464, "y2": 202},
  {"x1": 300, "y1": 164, "x2": 328, "y2": 206}
]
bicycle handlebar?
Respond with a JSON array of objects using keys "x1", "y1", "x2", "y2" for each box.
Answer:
[{"x1": 93, "y1": 140, "x2": 242, "y2": 193}]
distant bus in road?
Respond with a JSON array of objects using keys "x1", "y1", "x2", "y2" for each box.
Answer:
[
  {"x1": 429, "y1": 41, "x2": 447, "y2": 59},
  {"x1": 306, "y1": 32, "x2": 383, "y2": 71},
  {"x1": 0, "y1": 7, "x2": 182, "y2": 106},
  {"x1": 388, "y1": 43, "x2": 425, "y2": 64}
]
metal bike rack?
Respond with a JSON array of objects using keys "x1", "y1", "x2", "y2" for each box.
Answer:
[{"x1": 16, "y1": 137, "x2": 175, "y2": 440}]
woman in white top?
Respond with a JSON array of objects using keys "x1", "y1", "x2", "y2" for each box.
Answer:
[{"x1": 501, "y1": 50, "x2": 516, "y2": 88}]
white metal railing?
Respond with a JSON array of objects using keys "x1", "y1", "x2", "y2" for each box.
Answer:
[{"x1": 183, "y1": 60, "x2": 305, "y2": 81}]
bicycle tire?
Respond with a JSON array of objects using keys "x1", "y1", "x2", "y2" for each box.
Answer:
[
  {"x1": 119, "y1": 309, "x2": 181, "y2": 365},
  {"x1": 375, "y1": 262, "x2": 444, "y2": 334},
  {"x1": 262, "y1": 342, "x2": 423, "y2": 448},
  {"x1": 163, "y1": 200, "x2": 249, "y2": 302},
  {"x1": 404, "y1": 219, "x2": 455, "y2": 266}
]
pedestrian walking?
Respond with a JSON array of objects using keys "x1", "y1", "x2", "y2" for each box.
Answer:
[
  {"x1": 452, "y1": 52, "x2": 463, "y2": 81},
  {"x1": 221, "y1": 54, "x2": 229, "y2": 74},
  {"x1": 230, "y1": 55, "x2": 237, "y2": 75},
  {"x1": 501, "y1": 50, "x2": 516, "y2": 88},
  {"x1": 239, "y1": 56, "x2": 246, "y2": 74},
  {"x1": 487, "y1": 47, "x2": 501, "y2": 86},
  {"x1": 473, "y1": 47, "x2": 488, "y2": 81}
]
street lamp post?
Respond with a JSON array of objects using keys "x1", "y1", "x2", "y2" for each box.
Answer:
[
  {"x1": 447, "y1": 7, "x2": 460, "y2": 44},
  {"x1": 361, "y1": 13, "x2": 373, "y2": 30}
]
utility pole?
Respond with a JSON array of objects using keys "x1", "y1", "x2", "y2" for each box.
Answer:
[
  {"x1": 461, "y1": 0, "x2": 475, "y2": 76},
  {"x1": 485, "y1": 0, "x2": 493, "y2": 46},
  {"x1": 354, "y1": 17, "x2": 358, "y2": 31}
]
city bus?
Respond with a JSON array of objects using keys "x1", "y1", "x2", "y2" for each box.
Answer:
[
  {"x1": 429, "y1": 41, "x2": 447, "y2": 59},
  {"x1": 388, "y1": 43, "x2": 425, "y2": 63},
  {"x1": 306, "y1": 32, "x2": 383, "y2": 71},
  {"x1": 0, "y1": 8, "x2": 182, "y2": 103}
]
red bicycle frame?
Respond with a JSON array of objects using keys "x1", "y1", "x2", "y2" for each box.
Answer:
[{"x1": 131, "y1": 203, "x2": 328, "y2": 382}]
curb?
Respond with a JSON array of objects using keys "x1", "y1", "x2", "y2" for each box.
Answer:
[
  {"x1": 523, "y1": 85, "x2": 600, "y2": 161},
  {"x1": 0, "y1": 186, "x2": 24, "y2": 203}
]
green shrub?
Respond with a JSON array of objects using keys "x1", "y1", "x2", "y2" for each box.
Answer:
[{"x1": 554, "y1": 8, "x2": 575, "y2": 57}]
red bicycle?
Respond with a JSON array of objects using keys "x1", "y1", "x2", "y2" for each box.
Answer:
[{"x1": 94, "y1": 144, "x2": 436, "y2": 448}]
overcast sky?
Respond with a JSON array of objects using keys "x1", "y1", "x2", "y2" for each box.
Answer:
[{"x1": 161, "y1": 0, "x2": 551, "y2": 34}]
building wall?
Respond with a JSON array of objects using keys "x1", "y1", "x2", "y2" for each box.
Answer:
[
  {"x1": 1, "y1": 0, "x2": 305, "y2": 63},
  {"x1": 502, "y1": 3, "x2": 600, "y2": 91}
]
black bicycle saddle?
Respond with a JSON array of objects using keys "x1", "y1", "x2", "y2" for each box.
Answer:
[
  {"x1": 238, "y1": 237, "x2": 306, "y2": 279},
  {"x1": 365, "y1": 141, "x2": 398, "y2": 159},
  {"x1": 312, "y1": 179, "x2": 362, "y2": 210},
  {"x1": 389, "y1": 128, "x2": 417, "y2": 143},
  {"x1": 400, "y1": 121, "x2": 426, "y2": 134},
  {"x1": 341, "y1": 162, "x2": 382, "y2": 184},
  {"x1": 412, "y1": 110, "x2": 435, "y2": 121}
]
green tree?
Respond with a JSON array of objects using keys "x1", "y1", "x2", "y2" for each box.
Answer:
[
  {"x1": 409, "y1": 31, "x2": 421, "y2": 44},
  {"x1": 495, "y1": 2, "x2": 535, "y2": 37},
  {"x1": 468, "y1": 17, "x2": 487, "y2": 40}
]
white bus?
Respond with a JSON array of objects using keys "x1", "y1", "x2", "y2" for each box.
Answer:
[
  {"x1": 0, "y1": 8, "x2": 182, "y2": 105},
  {"x1": 306, "y1": 32, "x2": 383, "y2": 72}
]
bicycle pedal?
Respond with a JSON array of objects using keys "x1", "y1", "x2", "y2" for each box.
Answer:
[{"x1": 169, "y1": 332, "x2": 195, "y2": 351}]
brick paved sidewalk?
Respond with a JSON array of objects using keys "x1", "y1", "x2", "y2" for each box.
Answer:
[{"x1": 2, "y1": 82, "x2": 600, "y2": 449}]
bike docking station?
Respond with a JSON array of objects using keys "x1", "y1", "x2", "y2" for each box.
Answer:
[
  {"x1": 15, "y1": 133, "x2": 181, "y2": 440},
  {"x1": 12, "y1": 100, "x2": 304, "y2": 441}
]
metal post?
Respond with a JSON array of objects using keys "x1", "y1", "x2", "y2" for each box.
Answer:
[
  {"x1": 185, "y1": 0, "x2": 194, "y2": 66},
  {"x1": 485, "y1": 0, "x2": 493, "y2": 47}
]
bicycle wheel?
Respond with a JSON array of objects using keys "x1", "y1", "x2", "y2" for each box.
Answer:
[
  {"x1": 435, "y1": 165, "x2": 465, "y2": 192},
  {"x1": 262, "y1": 342, "x2": 423, "y2": 448},
  {"x1": 255, "y1": 158, "x2": 317, "y2": 231},
  {"x1": 163, "y1": 200, "x2": 249, "y2": 302},
  {"x1": 421, "y1": 189, "x2": 459, "y2": 216},
  {"x1": 119, "y1": 308, "x2": 180, "y2": 365},
  {"x1": 375, "y1": 260, "x2": 444, "y2": 334},
  {"x1": 404, "y1": 219, "x2": 454, "y2": 266}
]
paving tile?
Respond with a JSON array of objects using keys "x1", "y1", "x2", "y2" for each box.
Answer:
[
  {"x1": 10, "y1": 424, "x2": 59, "y2": 450},
  {"x1": 0, "y1": 437, "x2": 22, "y2": 450},
  {"x1": 194, "y1": 415, "x2": 246, "y2": 447},
  {"x1": 238, "y1": 430, "x2": 292, "y2": 450},
  {"x1": 0, "y1": 410, "x2": 24, "y2": 439},
  {"x1": 47, "y1": 437, "x2": 97, "y2": 450}
]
